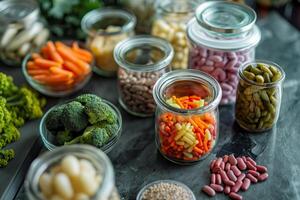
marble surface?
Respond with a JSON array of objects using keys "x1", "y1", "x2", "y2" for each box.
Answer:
[{"x1": 2, "y1": 12, "x2": 300, "y2": 200}]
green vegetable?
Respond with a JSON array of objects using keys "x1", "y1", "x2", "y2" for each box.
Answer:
[
  {"x1": 0, "y1": 73, "x2": 17, "y2": 97},
  {"x1": 55, "y1": 130, "x2": 73, "y2": 145},
  {"x1": 75, "y1": 93, "x2": 102, "y2": 106},
  {"x1": 45, "y1": 105, "x2": 65, "y2": 133},
  {"x1": 96, "y1": 122, "x2": 119, "y2": 137},
  {"x1": 61, "y1": 101, "x2": 89, "y2": 132},
  {"x1": 84, "y1": 101, "x2": 117, "y2": 124},
  {"x1": 0, "y1": 149, "x2": 15, "y2": 167},
  {"x1": 0, "y1": 124, "x2": 20, "y2": 149}
]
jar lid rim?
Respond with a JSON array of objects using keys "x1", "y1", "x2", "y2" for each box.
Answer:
[{"x1": 159, "y1": 0, "x2": 198, "y2": 15}]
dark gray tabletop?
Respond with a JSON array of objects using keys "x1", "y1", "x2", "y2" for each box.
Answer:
[{"x1": 1, "y1": 12, "x2": 300, "y2": 200}]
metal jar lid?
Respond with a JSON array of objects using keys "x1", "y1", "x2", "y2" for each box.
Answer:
[{"x1": 0, "y1": 0, "x2": 39, "y2": 25}]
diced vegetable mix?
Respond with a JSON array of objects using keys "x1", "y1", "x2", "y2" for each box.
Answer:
[{"x1": 158, "y1": 95, "x2": 216, "y2": 161}]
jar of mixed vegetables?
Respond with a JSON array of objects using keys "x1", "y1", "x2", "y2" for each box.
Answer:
[
  {"x1": 151, "y1": 0, "x2": 198, "y2": 70},
  {"x1": 187, "y1": 1, "x2": 261, "y2": 105},
  {"x1": 114, "y1": 35, "x2": 174, "y2": 117},
  {"x1": 235, "y1": 60, "x2": 285, "y2": 132},
  {"x1": 153, "y1": 70, "x2": 222, "y2": 164},
  {"x1": 81, "y1": 8, "x2": 136, "y2": 77},
  {"x1": 0, "y1": 0, "x2": 49, "y2": 67},
  {"x1": 25, "y1": 145, "x2": 120, "y2": 200}
]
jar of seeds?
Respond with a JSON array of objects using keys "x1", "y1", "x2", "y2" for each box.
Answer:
[{"x1": 235, "y1": 60, "x2": 285, "y2": 132}]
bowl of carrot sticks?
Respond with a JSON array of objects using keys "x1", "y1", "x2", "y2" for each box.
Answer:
[{"x1": 22, "y1": 41, "x2": 93, "y2": 97}]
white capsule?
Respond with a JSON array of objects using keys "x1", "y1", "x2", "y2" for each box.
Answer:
[
  {"x1": 61, "y1": 155, "x2": 80, "y2": 177},
  {"x1": 49, "y1": 195, "x2": 64, "y2": 200},
  {"x1": 39, "y1": 173, "x2": 53, "y2": 197},
  {"x1": 73, "y1": 193, "x2": 90, "y2": 200},
  {"x1": 78, "y1": 172, "x2": 98, "y2": 196},
  {"x1": 79, "y1": 159, "x2": 96, "y2": 177},
  {"x1": 53, "y1": 173, "x2": 74, "y2": 199}
]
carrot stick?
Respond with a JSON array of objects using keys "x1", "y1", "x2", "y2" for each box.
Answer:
[
  {"x1": 27, "y1": 61, "x2": 40, "y2": 70},
  {"x1": 34, "y1": 58, "x2": 61, "y2": 68},
  {"x1": 47, "y1": 41, "x2": 63, "y2": 64},
  {"x1": 33, "y1": 74, "x2": 70, "y2": 84},
  {"x1": 72, "y1": 50, "x2": 92, "y2": 63},
  {"x1": 173, "y1": 96, "x2": 184, "y2": 108},
  {"x1": 32, "y1": 53, "x2": 42, "y2": 60},
  {"x1": 63, "y1": 61, "x2": 82, "y2": 76},
  {"x1": 28, "y1": 69, "x2": 49, "y2": 76},
  {"x1": 72, "y1": 42, "x2": 93, "y2": 62},
  {"x1": 41, "y1": 46, "x2": 50, "y2": 59},
  {"x1": 50, "y1": 67, "x2": 74, "y2": 78}
]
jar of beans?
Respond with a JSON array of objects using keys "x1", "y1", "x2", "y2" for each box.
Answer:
[
  {"x1": 187, "y1": 1, "x2": 261, "y2": 105},
  {"x1": 114, "y1": 35, "x2": 174, "y2": 117},
  {"x1": 153, "y1": 70, "x2": 222, "y2": 164},
  {"x1": 235, "y1": 60, "x2": 285, "y2": 132},
  {"x1": 81, "y1": 8, "x2": 136, "y2": 77},
  {"x1": 25, "y1": 145, "x2": 120, "y2": 200},
  {"x1": 151, "y1": 0, "x2": 198, "y2": 70}
]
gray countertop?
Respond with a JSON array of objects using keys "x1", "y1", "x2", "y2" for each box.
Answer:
[{"x1": 1, "y1": 12, "x2": 300, "y2": 200}]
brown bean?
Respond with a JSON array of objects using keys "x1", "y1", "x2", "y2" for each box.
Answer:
[
  {"x1": 210, "y1": 159, "x2": 216, "y2": 171},
  {"x1": 223, "y1": 179, "x2": 235, "y2": 187},
  {"x1": 237, "y1": 157, "x2": 247, "y2": 170},
  {"x1": 246, "y1": 161, "x2": 257, "y2": 171},
  {"x1": 227, "y1": 170, "x2": 237, "y2": 182},
  {"x1": 229, "y1": 192, "x2": 243, "y2": 200},
  {"x1": 216, "y1": 174, "x2": 222, "y2": 185},
  {"x1": 237, "y1": 173, "x2": 246, "y2": 182},
  {"x1": 241, "y1": 178, "x2": 251, "y2": 191},
  {"x1": 225, "y1": 163, "x2": 231, "y2": 172},
  {"x1": 210, "y1": 184, "x2": 224, "y2": 192},
  {"x1": 231, "y1": 180, "x2": 243, "y2": 193},
  {"x1": 246, "y1": 173, "x2": 258, "y2": 183},
  {"x1": 224, "y1": 186, "x2": 231, "y2": 194},
  {"x1": 202, "y1": 185, "x2": 216, "y2": 197},
  {"x1": 229, "y1": 154, "x2": 237, "y2": 165},
  {"x1": 247, "y1": 157, "x2": 257, "y2": 166},
  {"x1": 256, "y1": 165, "x2": 268, "y2": 173},
  {"x1": 257, "y1": 173, "x2": 269, "y2": 182},
  {"x1": 223, "y1": 155, "x2": 229, "y2": 163},
  {"x1": 220, "y1": 170, "x2": 229, "y2": 181},
  {"x1": 210, "y1": 173, "x2": 216, "y2": 184},
  {"x1": 231, "y1": 165, "x2": 241, "y2": 176},
  {"x1": 248, "y1": 170, "x2": 260, "y2": 177}
]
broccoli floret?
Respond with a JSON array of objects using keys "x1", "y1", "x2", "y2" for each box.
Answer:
[
  {"x1": 96, "y1": 122, "x2": 119, "y2": 137},
  {"x1": 74, "y1": 94, "x2": 102, "y2": 106},
  {"x1": 0, "y1": 149, "x2": 15, "y2": 167},
  {"x1": 84, "y1": 101, "x2": 117, "y2": 124},
  {"x1": 0, "y1": 98, "x2": 12, "y2": 133},
  {"x1": 0, "y1": 72, "x2": 18, "y2": 97},
  {"x1": 55, "y1": 130, "x2": 74, "y2": 145},
  {"x1": 61, "y1": 101, "x2": 89, "y2": 132},
  {"x1": 45, "y1": 105, "x2": 65, "y2": 133},
  {"x1": 0, "y1": 124, "x2": 20, "y2": 149}
]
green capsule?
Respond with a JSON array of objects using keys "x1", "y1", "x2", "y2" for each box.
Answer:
[
  {"x1": 243, "y1": 71, "x2": 256, "y2": 80},
  {"x1": 245, "y1": 64, "x2": 253, "y2": 72},
  {"x1": 266, "y1": 103, "x2": 276, "y2": 113},
  {"x1": 262, "y1": 111, "x2": 268, "y2": 116},
  {"x1": 267, "y1": 88, "x2": 276, "y2": 96},
  {"x1": 258, "y1": 63, "x2": 273, "y2": 77},
  {"x1": 255, "y1": 75, "x2": 265, "y2": 84},
  {"x1": 250, "y1": 67, "x2": 263, "y2": 75},
  {"x1": 263, "y1": 73, "x2": 271, "y2": 83},
  {"x1": 270, "y1": 95, "x2": 277, "y2": 105},
  {"x1": 272, "y1": 73, "x2": 282, "y2": 82},
  {"x1": 255, "y1": 107, "x2": 261, "y2": 118},
  {"x1": 253, "y1": 92, "x2": 261, "y2": 104},
  {"x1": 259, "y1": 90, "x2": 270, "y2": 102},
  {"x1": 269, "y1": 65, "x2": 278, "y2": 74},
  {"x1": 264, "y1": 113, "x2": 271, "y2": 122},
  {"x1": 258, "y1": 120, "x2": 264, "y2": 129}
]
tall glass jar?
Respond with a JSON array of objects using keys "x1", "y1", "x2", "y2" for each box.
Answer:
[
  {"x1": 81, "y1": 8, "x2": 136, "y2": 77},
  {"x1": 25, "y1": 145, "x2": 120, "y2": 200},
  {"x1": 187, "y1": 1, "x2": 261, "y2": 105},
  {"x1": 0, "y1": 0, "x2": 49, "y2": 67},
  {"x1": 151, "y1": 0, "x2": 198, "y2": 70},
  {"x1": 153, "y1": 70, "x2": 222, "y2": 165},
  {"x1": 235, "y1": 60, "x2": 285, "y2": 132},
  {"x1": 114, "y1": 35, "x2": 174, "y2": 117}
]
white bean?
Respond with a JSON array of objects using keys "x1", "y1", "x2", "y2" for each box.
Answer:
[
  {"x1": 61, "y1": 155, "x2": 80, "y2": 177},
  {"x1": 78, "y1": 172, "x2": 98, "y2": 196},
  {"x1": 39, "y1": 173, "x2": 53, "y2": 197},
  {"x1": 53, "y1": 173, "x2": 74, "y2": 199},
  {"x1": 79, "y1": 159, "x2": 96, "y2": 177}
]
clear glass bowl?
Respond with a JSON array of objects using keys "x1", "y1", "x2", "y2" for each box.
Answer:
[
  {"x1": 39, "y1": 99, "x2": 122, "y2": 153},
  {"x1": 22, "y1": 51, "x2": 92, "y2": 97},
  {"x1": 136, "y1": 180, "x2": 196, "y2": 200}
]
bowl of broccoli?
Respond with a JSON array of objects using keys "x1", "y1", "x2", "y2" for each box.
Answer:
[{"x1": 39, "y1": 94, "x2": 122, "y2": 153}]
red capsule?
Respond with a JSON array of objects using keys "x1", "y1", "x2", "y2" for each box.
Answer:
[
  {"x1": 223, "y1": 155, "x2": 229, "y2": 163},
  {"x1": 210, "y1": 184, "x2": 224, "y2": 192},
  {"x1": 211, "y1": 173, "x2": 216, "y2": 184},
  {"x1": 242, "y1": 156, "x2": 247, "y2": 163},
  {"x1": 231, "y1": 165, "x2": 241, "y2": 176},
  {"x1": 241, "y1": 178, "x2": 251, "y2": 191},
  {"x1": 247, "y1": 173, "x2": 258, "y2": 183},
  {"x1": 237, "y1": 173, "x2": 246, "y2": 182},
  {"x1": 246, "y1": 161, "x2": 257, "y2": 171},
  {"x1": 224, "y1": 186, "x2": 231, "y2": 194},
  {"x1": 223, "y1": 179, "x2": 235, "y2": 187},
  {"x1": 210, "y1": 159, "x2": 216, "y2": 171},
  {"x1": 220, "y1": 161, "x2": 225, "y2": 170},
  {"x1": 202, "y1": 185, "x2": 216, "y2": 197},
  {"x1": 229, "y1": 192, "x2": 243, "y2": 200},
  {"x1": 258, "y1": 173, "x2": 269, "y2": 182},
  {"x1": 247, "y1": 157, "x2": 257, "y2": 166},
  {"x1": 237, "y1": 157, "x2": 247, "y2": 170},
  {"x1": 256, "y1": 165, "x2": 268, "y2": 173},
  {"x1": 220, "y1": 170, "x2": 229, "y2": 181},
  {"x1": 227, "y1": 170, "x2": 237, "y2": 182},
  {"x1": 248, "y1": 170, "x2": 260, "y2": 177},
  {"x1": 225, "y1": 162, "x2": 231, "y2": 172},
  {"x1": 212, "y1": 166, "x2": 222, "y2": 173},
  {"x1": 216, "y1": 174, "x2": 222, "y2": 185},
  {"x1": 229, "y1": 154, "x2": 237, "y2": 165},
  {"x1": 215, "y1": 157, "x2": 223, "y2": 168},
  {"x1": 231, "y1": 180, "x2": 243, "y2": 193}
]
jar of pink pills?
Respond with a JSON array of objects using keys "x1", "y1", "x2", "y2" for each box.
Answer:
[{"x1": 187, "y1": 1, "x2": 261, "y2": 105}]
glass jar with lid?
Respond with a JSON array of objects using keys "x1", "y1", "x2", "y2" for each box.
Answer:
[
  {"x1": 153, "y1": 70, "x2": 222, "y2": 164},
  {"x1": 151, "y1": 0, "x2": 199, "y2": 70},
  {"x1": 25, "y1": 145, "x2": 120, "y2": 200},
  {"x1": 187, "y1": 1, "x2": 261, "y2": 105},
  {"x1": 114, "y1": 35, "x2": 174, "y2": 117},
  {"x1": 235, "y1": 60, "x2": 285, "y2": 132},
  {"x1": 81, "y1": 8, "x2": 136, "y2": 77},
  {"x1": 0, "y1": 0, "x2": 49, "y2": 67}
]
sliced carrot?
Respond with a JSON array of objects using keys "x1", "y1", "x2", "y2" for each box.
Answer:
[
  {"x1": 50, "y1": 67, "x2": 74, "y2": 78},
  {"x1": 47, "y1": 41, "x2": 63, "y2": 64},
  {"x1": 63, "y1": 61, "x2": 82, "y2": 76},
  {"x1": 34, "y1": 58, "x2": 61, "y2": 68},
  {"x1": 32, "y1": 53, "x2": 42, "y2": 60}
]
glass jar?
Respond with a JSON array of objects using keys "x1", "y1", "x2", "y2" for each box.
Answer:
[
  {"x1": 81, "y1": 8, "x2": 136, "y2": 77},
  {"x1": 235, "y1": 60, "x2": 285, "y2": 132},
  {"x1": 25, "y1": 145, "x2": 120, "y2": 200},
  {"x1": 0, "y1": 0, "x2": 49, "y2": 67},
  {"x1": 153, "y1": 70, "x2": 222, "y2": 164},
  {"x1": 151, "y1": 0, "x2": 198, "y2": 70},
  {"x1": 114, "y1": 35, "x2": 174, "y2": 117},
  {"x1": 187, "y1": 1, "x2": 261, "y2": 105}
]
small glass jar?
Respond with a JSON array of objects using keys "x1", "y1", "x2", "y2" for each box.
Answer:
[
  {"x1": 153, "y1": 70, "x2": 222, "y2": 164},
  {"x1": 235, "y1": 60, "x2": 285, "y2": 132},
  {"x1": 81, "y1": 8, "x2": 136, "y2": 77},
  {"x1": 25, "y1": 145, "x2": 120, "y2": 200},
  {"x1": 187, "y1": 1, "x2": 261, "y2": 105},
  {"x1": 114, "y1": 35, "x2": 174, "y2": 117},
  {"x1": 0, "y1": 0, "x2": 49, "y2": 67},
  {"x1": 151, "y1": 0, "x2": 198, "y2": 70}
]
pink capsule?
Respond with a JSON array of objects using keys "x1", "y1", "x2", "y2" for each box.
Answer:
[
  {"x1": 210, "y1": 184, "x2": 224, "y2": 192},
  {"x1": 212, "y1": 166, "x2": 222, "y2": 173},
  {"x1": 241, "y1": 178, "x2": 251, "y2": 191},
  {"x1": 227, "y1": 66, "x2": 238, "y2": 73},
  {"x1": 224, "y1": 186, "x2": 231, "y2": 194},
  {"x1": 208, "y1": 55, "x2": 223, "y2": 63},
  {"x1": 247, "y1": 157, "x2": 257, "y2": 166},
  {"x1": 237, "y1": 173, "x2": 246, "y2": 182},
  {"x1": 231, "y1": 180, "x2": 243, "y2": 193},
  {"x1": 231, "y1": 165, "x2": 242, "y2": 176},
  {"x1": 205, "y1": 60, "x2": 214, "y2": 66},
  {"x1": 246, "y1": 161, "x2": 257, "y2": 171},
  {"x1": 200, "y1": 66, "x2": 215, "y2": 73},
  {"x1": 223, "y1": 155, "x2": 229, "y2": 163},
  {"x1": 246, "y1": 173, "x2": 258, "y2": 183},
  {"x1": 216, "y1": 174, "x2": 222, "y2": 185},
  {"x1": 223, "y1": 179, "x2": 235, "y2": 187},
  {"x1": 227, "y1": 170, "x2": 237, "y2": 182},
  {"x1": 199, "y1": 48, "x2": 207, "y2": 57},
  {"x1": 220, "y1": 170, "x2": 229, "y2": 182},
  {"x1": 225, "y1": 59, "x2": 237, "y2": 69},
  {"x1": 210, "y1": 159, "x2": 216, "y2": 171},
  {"x1": 256, "y1": 165, "x2": 268, "y2": 173},
  {"x1": 248, "y1": 170, "x2": 260, "y2": 177},
  {"x1": 221, "y1": 82, "x2": 233, "y2": 91},
  {"x1": 242, "y1": 156, "x2": 247, "y2": 163},
  {"x1": 228, "y1": 154, "x2": 237, "y2": 166},
  {"x1": 227, "y1": 52, "x2": 237, "y2": 58},
  {"x1": 257, "y1": 173, "x2": 269, "y2": 182},
  {"x1": 202, "y1": 185, "x2": 216, "y2": 197},
  {"x1": 229, "y1": 192, "x2": 243, "y2": 200},
  {"x1": 225, "y1": 163, "x2": 231, "y2": 172},
  {"x1": 220, "y1": 161, "x2": 225, "y2": 170},
  {"x1": 210, "y1": 173, "x2": 216, "y2": 184},
  {"x1": 211, "y1": 68, "x2": 226, "y2": 81}
]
